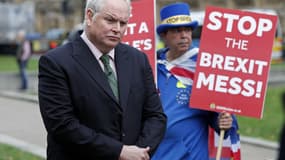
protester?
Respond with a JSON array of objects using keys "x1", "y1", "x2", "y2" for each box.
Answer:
[
  {"x1": 38, "y1": 0, "x2": 167, "y2": 159},
  {"x1": 152, "y1": 3, "x2": 236, "y2": 160},
  {"x1": 16, "y1": 30, "x2": 32, "y2": 91}
]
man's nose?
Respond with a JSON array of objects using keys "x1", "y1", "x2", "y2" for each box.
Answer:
[
  {"x1": 180, "y1": 30, "x2": 188, "y2": 37},
  {"x1": 113, "y1": 21, "x2": 121, "y2": 31}
]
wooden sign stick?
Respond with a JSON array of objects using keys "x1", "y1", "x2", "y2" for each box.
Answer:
[{"x1": 216, "y1": 129, "x2": 225, "y2": 160}]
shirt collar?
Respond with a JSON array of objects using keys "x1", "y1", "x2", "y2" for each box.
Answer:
[{"x1": 80, "y1": 31, "x2": 115, "y2": 61}]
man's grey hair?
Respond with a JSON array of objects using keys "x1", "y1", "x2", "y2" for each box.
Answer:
[{"x1": 83, "y1": 0, "x2": 131, "y2": 28}]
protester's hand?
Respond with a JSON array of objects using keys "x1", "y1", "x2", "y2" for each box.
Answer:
[
  {"x1": 119, "y1": 145, "x2": 150, "y2": 160},
  {"x1": 218, "y1": 112, "x2": 233, "y2": 130}
]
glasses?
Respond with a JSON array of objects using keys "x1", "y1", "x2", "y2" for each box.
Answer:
[{"x1": 168, "y1": 27, "x2": 192, "y2": 34}]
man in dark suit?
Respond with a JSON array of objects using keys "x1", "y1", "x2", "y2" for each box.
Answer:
[{"x1": 38, "y1": 0, "x2": 167, "y2": 159}]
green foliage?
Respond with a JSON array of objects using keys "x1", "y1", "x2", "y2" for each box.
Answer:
[
  {"x1": 238, "y1": 85, "x2": 285, "y2": 142},
  {"x1": 0, "y1": 55, "x2": 39, "y2": 72},
  {"x1": 0, "y1": 143, "x2": 44, "y2": 160}
]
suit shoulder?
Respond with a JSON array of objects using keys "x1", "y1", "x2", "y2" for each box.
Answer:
[
  {"x1": 119, "y1": 43, "x2": 141, "y2": 51},
  {"x1": 40, "y1": 43, "x2": 76, "y2": 68},
  {"x1": 117, "y1": 43, "x2": 146, "y2": 58},
  {"x1": 43, "y1": 42, "x2": 73, "y2": 58}
]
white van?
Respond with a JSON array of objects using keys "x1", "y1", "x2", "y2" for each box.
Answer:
[
  {"x1": 191, "y1": 11, "x2": 204, "y2": 47},
  {"x1": 191, "y1": 8, "x2": 283, "y2": 63}
]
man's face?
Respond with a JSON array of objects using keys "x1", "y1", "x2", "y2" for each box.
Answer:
[
  {"x1": 85, "y1": 0, "x2": 129, "y2": 53},
  {"x1": 162, "y1": 27, "x2": 193, "y2": 54}
]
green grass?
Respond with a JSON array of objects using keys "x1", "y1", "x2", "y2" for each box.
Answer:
[
  {"x1": 0, "y1": 55, "x2": 279, "y2": 73},
  {"x1": 238, "y1": 84, "x2": 285, "y2": 142},
  {"x1": 271, "y1": 62, "x2": 285, "y2": 70},
  {"x1": 0, "y1": 55, "x2": 39, "y2": 72},
  {"x1": 0, "y1": 143, "x2": 44, "y2": 160}
]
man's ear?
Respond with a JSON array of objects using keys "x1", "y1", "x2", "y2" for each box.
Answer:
[{"x1": 86, "y1": 9, "x2": 94, "y2": 26}]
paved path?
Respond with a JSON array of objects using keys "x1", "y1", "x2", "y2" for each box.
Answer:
[
  {"x1": 0, "y1": 92, "x2": 280, "y2": 159},
  {"x1": 241, "y1": 141, "x2": 278, "y2": 160},
  {"x1": 0, "y1": 59, "x2": 284, "y2": 159},
  {"x1": 0, "y1": 96, "x2": 46, "y2": 158}
]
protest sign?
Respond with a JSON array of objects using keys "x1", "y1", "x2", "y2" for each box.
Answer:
[
  {"x1": 190, "y1": 6, "x2": 277, "y2": 119},
  {"x1": 122, "y1": 0, "x2": 156, "y2": 73}
]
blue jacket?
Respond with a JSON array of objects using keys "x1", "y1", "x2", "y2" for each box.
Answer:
[{"x1": 152, "y1": 48, "x2": 226, "y2": 160}]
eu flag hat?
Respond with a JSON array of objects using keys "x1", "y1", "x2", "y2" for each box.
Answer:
[{"x1": 157, "y1": 2, "x2": 198, "y2": 34}]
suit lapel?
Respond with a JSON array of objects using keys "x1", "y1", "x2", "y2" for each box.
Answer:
[
  {"x1": 115, "y1": 44, "x2": 131, "y2": 110},
  {"x1": 71, "y1": 36, "x2": 119, "y2": 105}
]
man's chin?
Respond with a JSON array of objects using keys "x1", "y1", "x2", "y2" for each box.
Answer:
[
  {"x1": 178, "y1": 46, "x2": 189, "y2": 52},
  {"x1": 106, "y1": 40, "x2": 120, "y2": 47}
]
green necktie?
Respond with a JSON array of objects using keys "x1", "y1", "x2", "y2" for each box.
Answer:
[{"x1": 100, "y1": 54, "x2": 119, "y2": 100}]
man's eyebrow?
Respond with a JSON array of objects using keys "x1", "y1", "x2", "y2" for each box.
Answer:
[
  {"x1": 103, "y1": 12, "x2": 114, "y2": 18},
  {"x1": 103, "y1": 11, "x2": 129, "y2": 22}
]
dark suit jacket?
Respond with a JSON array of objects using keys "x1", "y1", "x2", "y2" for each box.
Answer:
[
  {"x1": 278, "y1": 93, "x2": 285, "y2": 160},
  {"x1": 278, "y1": 124, "x2": 285, "y2": 160},
  {"x1": 38, "y1": 33, "x2": 167, "y2": 160}
]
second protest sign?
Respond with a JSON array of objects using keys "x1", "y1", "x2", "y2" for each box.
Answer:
[{"x1": 190, "y1": 6, "x2": 277, "y2": 119}]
